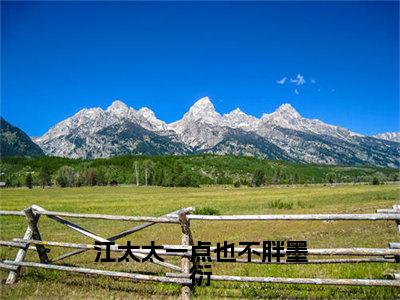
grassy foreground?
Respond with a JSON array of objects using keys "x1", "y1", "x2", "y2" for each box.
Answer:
[{"x1": 0, "y1": 184, "x2": 399, "y2": 299}]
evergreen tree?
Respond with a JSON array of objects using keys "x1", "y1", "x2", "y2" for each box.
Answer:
[
  {"x1": 326, "y1": 172, "x2": 335, "y2": 184},
  {"x1": 84, "y1": 168, "x2": 97, "y2": 186},
  {"x1": 39, "y1": 166, "x2": 51, "y2": 188},
  {"x1": 252, "y1": 169, "x2": 266, "y2": 187},
  {"x1": 25, "y1": 173, "x2": 33, "y2": 189},
  {"x1": 372, "y1": 177, "x2": 380, "y2": 185},
  {"x1": 392, "y1": 173, "x2": 399, "y2": 182}
]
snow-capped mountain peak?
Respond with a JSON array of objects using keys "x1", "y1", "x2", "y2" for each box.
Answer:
[
  {"x1": 167, "y1": 97, "x2": 224, "y2": 148},
  {"x1": 191, "y1": 96, "x2": 214, "y2": 108},
  {"x1": 170, "y1": 96, "x2": 221, "y2": 128},
  {"x1": 138, "y1": 107, "x2": 168, "y2": 132},
  {"x1": 260, "y1": 103, "x2": 302, "y2": 128},
  {"x1": 258, "y1": 103, "x2": 357, "y2": 139},
  {"x1": 271, "y1": 103, "x2": 301, "y2": 119},
  {"x1": 222, "y1": 108, "x2": 259, "y2": 131},
  {"x1": 187, "y1": 96, "x2": 219, "y2": 119},
  {"x1": 106, "y1": 100, "x2": 130, "y2": 116},
  {"x1": 226, "y1": 108, "x2": 245, "y2": 116},
  {"x1": 138, "y1": 106, "x2": 155, "y2": 117},
  {"x1": 75, "y1": 107, "x2": 103, "y2": 118}
]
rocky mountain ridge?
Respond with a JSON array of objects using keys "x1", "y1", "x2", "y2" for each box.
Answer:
[{"x1": 32, "y1": 97, "x2": 399, "y2": 167}]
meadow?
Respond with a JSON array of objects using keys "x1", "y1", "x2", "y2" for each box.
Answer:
[{"x1": 0, "y1": 184, "x2": 399, "y2": 299}]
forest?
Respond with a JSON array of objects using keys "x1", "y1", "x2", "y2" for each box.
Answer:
[{"x1": 0, "y1": 154, "x2": 398, "y2": 188}]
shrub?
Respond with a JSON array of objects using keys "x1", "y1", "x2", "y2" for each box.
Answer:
[
  {"x1": 55, "y1": 166, "x2": 77, "y2": 187},
  {"x1": 195, "y1": 206, "x2": 220, "y2": 215},
  {"x1": 372, "y1": 177, "x2": 380, "y2": 185},
  {"x1": 252, "y1": 169, "x2": 266, "y2": 187},
  {"x1": 268, "y1": 200, "x2": 294, "y2": 209},
  {"x1": 297, "y1": 200, "x2": 315, "y2": 209},
  {"x1": 174, "y1": 172, "x2": 199, "y2": 187},
  {"x1": 233, "y1": 181, "x2": 241, "y2": 188},
  {"x1": 392, "y1": 173, "x2": 399, "y2": 182}
]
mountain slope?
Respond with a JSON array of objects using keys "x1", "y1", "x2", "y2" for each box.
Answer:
[
  {"x1": 206, "y1": 130, "x2": 293, "y2": 161},
  {"x1": 37, "y1": 120, "x2": 190, "y2": 159},
  {"x1": 255, "y1": 125, "x2": 399, "y2": 167},
  {"x1": 0, "y1": 117, "x2": 44, "y2": 157}
]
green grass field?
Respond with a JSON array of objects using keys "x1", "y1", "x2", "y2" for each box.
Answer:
[{"x1": 0, "y1": 184, "x2": 399, "y2": 299}]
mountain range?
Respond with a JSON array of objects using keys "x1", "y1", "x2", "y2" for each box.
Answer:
[{"x1": 28, "y1": 97, "x2": 399, "y2": 168}]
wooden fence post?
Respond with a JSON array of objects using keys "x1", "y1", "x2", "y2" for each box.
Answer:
[
  {"x1": 179, "y1": 212, "x2": 194, "y2": 300},
  {"x1": 24, "y1": 207, "x2": 49, "y2": 264},
  {"x1": 5, "y1": 225, "x2": 32, "y2": 284},
  {"x1": 391, "y1": 205, "x2": 400, "y2": 298},
  {"x1": 393, "y1": 219, "x2": 400, "y2": 263},
  {"x1": 393, "y1": 205, "x2": 400, "y2": 236},
  {"x1": 5, "y1": 206, "x2": 49, "y2": 284}
]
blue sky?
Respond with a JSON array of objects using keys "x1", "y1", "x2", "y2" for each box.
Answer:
[{"x1": 1, "y1": 1, "x2": 399, "y2": 136}]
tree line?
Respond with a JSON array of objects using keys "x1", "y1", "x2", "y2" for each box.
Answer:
[{"x1": 1, "y1": 155, "x2": 398, "y2": 188}]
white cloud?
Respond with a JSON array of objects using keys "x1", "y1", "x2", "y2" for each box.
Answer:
[
  {"x1": 294, "y1": 89, "x2": 299, "y2": 95},
  {"x1": 276, "y1": 77, "x2": 287, "y2": 84},
  {"x1": 290, "y1": 74, "x2": 306, "y2": 86},
  {"x1": 310, "y1": 79, "x2": 316, "y2": 84}
]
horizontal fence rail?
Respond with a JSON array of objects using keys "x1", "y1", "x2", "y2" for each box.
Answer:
[
  {"x1": 0, "y1": 211, "x2": 25, "y2": 216},
  {"x1": 187, "y1": 213, "x2": 400, "y2": 221},
  {"x1": 2, "y1": 239, "x2": 400, "y2": 258},
  {"x1": 3, "y1": 239, "x2": 399, "y2": 257},
  {"x1": 0, "y1": 239, "x2": 395, "y2": 265},
  {"x1": 2, "y1": 209, "x2": 400, "y2": 222},
  {"x1": 2, "y1": 260, "x2": 190, "y2": 285},
  {"x1": 0, "y1": 204, "x2": 399, "y2": 299},
  {"x1": 33, "y1": 211, "x2": 180, "y2": 223},
  {"x1": 166, "y1": 273, "x2": 400, "y2": 287}
]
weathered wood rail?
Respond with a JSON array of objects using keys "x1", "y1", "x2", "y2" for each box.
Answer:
[{"x1": 0, "y1": 204, "x2": 399, "y2": 299}]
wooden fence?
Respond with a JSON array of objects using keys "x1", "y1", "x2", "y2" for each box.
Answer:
[{"x1": 0, "y1": 204, "x2": 400, "y2": 299}]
